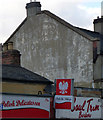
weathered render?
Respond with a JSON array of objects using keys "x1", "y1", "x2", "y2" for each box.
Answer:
[{"x1": 6, "y1": 10, "x2": 94, "y2": 88}]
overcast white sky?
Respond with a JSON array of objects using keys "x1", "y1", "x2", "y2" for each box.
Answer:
[{"x1": 0, "y1": 0, "x2": 102, "y2": 43}]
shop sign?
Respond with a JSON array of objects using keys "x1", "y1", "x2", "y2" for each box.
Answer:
[
  {"x1": 56, "y1": 97, "x2": 102, "y2": 119},
  {"x1": 55, "y1": 95, "x2": 74, "y2": 109},
  {"x1": 102, "y1": 99, "x2": 103, "y2": 119},
  {"x1": 56, "y1": 79, "x2": 74, "y2": 96},
  {"x1": 0, "y1": 94, "x2": 50, "y2": 119}
]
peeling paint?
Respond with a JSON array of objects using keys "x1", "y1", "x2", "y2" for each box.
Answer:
[{"x1": 9, "y1": 14, "x2": 93, "y2": 88}]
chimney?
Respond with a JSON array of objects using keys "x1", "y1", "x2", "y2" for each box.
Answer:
[
  {"x1": 26, "y1": 1, "x2": 41, "y2": 17},
  {"x1": 3, "y1": 43, "x2": 8, "y2": 52},
  {"x1": 2, "y1": 42, "x2": 21, "y2": 66},
  {"x1": 93, "y1": 1, "x2": 103, "y2": 35}
]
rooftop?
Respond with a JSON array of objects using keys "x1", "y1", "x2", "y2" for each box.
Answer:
[
  {"x1": 1, "y1": 64, "x2": 53, "y2": 84},
  {"x1": 5, "y1": 10, "x2": 101, "y2": 44}
]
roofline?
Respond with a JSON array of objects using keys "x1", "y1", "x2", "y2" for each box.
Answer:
[
  {"x1": 2, "y1": 64, "x2": 54, "y2": 84},
  {"x1": 5, "y1": 18, "x2": 27, "y2": 44},
  {"x1": 1, "y1": 92, "x2": 53, "y2": 97},
  {"x1": 2, "y1": 78, "x2": 53, "y2": 84},
  {"x1": 5, "y1": 10, "x2": 99, "y2": 44},
  {"x1": 41, "y1": 10, "x2": 99, "y2": 42}
]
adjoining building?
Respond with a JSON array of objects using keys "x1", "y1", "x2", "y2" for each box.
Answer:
[{"x1": 0, "y1": 42, "x2": 53, "y2": 95}]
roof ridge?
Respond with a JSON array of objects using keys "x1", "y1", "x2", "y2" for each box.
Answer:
[
  {"x1": 5, "y1": 18, "x2": 27, "y2": 44},
  {"x1": 75, "y1": 26, "x2": 100, "y2": 34},
  {"x1": 20, "y1": 65, "x2": 50, "y2": 80},
  {"x1": 5, "y1": 10, "x2": 99, "y2": 44},
  {"x1": 2, "y1": 64, "x2": 53, "y2": 84},
  {"x1": 42, "y1": 10, "x2": 99, "y2": 41}
]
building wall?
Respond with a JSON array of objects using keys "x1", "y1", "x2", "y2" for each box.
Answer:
[
  {"x1": 9, "y1": 13, "x2": 93, "y2": 87},
  {"x1": 94, "y1": 22, "x2": 101, "y2": 33},
  {"x1": 93, "y1": 55, "x2": 103, "y2": 89},
  {"x1": 102, "y1": 99, "x2": 103, "y2": 119},
  {"x1": 94, "y1": 56, "x2": 102, "y2": 80},
  {"x1": 1, "y1": 82, "x2": 47, "y2": 95}
]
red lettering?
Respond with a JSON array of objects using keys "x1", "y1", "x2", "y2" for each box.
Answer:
[
  {"x1": 79, "y1": 111, "x2": 91, "y2": 118},
  {"x1": 16, "y1": 100, "x2": 40, "y2": 106},
  {"x1": 16, "y1": 100, "x2": 22, "y2": 106},
  {"x1": 82, "y1": 100, "x2": 86, "y2": 111},
  {"x1": 87, "y1": 98, "x2": 99, "y2": 112},
  {"x1": 94, "y1": 105, "x2": 99, "y2": 111},
  {"x1": 2, "y1": 100, "x2": 15, "y2": 107},
  {"x1": 71, "y1": 99, "x2": 86, "y2": 112},
  {"x1": 87, "y1": 98, "x2": 93, "y2": 112},
  {"x1": 79, "y1": 111, "x2": 82, "y2": 118},
  {"x1": 71, "y1": 97, "x2": 100, "y2": 119},
  {"x1": 89, "y1": 104, "x2": 99, "y2": 112},
  {"x1": 34, "y1": 102, "x2": 40, "y2": 106},
  {"x1": 71, "y1": 98, "x2": 76, "y2": 112}
]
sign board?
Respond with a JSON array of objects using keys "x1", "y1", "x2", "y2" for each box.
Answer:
[
  {"x1": 102, "y1": 99, "x2": 103, "y2": 119},
  {"x1": 56, "y1": 97, "x2": 102, "y2": 119},
  {"x1": 55, "y1": 79, "x2": 74, "y2": 110},
  {"x1": 55, "y1": 95, "x2": 74, "y2": 109},
  {"x1": 0, "y1": 94, "x2": 50, "y2": 119},
  {"x1": 56, "y1": 79, "x2": 74, "y2": 96}
]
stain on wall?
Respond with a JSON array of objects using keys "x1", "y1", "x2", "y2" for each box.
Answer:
[{"x1": 9, "y1": 13, "x2": 93, "y2": 87}]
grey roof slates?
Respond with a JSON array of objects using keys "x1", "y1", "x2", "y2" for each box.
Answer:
[
  {"x1": 75, "y1": 27, "x2": 103, "y2": 40},
  {"x1": 1, "y1": 64, "x2": 53, "y2": 84}
]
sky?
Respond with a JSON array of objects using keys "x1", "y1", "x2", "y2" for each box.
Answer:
[{"x1": 0, "y1": 0, "x2": 102, "y2": 43}]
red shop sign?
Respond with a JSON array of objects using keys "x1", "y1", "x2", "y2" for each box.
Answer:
[{"x1": 56, "y1": 79, "x2": 74, "y2": 96}]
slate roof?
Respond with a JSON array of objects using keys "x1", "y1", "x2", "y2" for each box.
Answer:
[
  {"x1": 1, "y1": 64, "x2": 53, "y2": 84},
  {"x1": 75, "y1": 27, "x2": 103, "y2": 40},
  {"x1": 5, "y1": 10, "x2": 101, "y2": 44}
]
